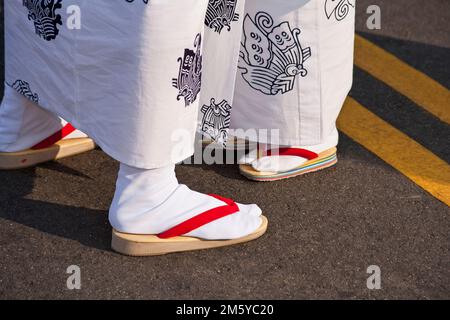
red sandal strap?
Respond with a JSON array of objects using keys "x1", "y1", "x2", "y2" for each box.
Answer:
[
  {"x1": 157, "y1": 194, "x2": 239, "y2": 239},
  {"x1": 266, "y1": 147, "x2": 318, "y2": 160},
  {"x1": 31, "y1": 123, "x2": 77, "y2": 150}
]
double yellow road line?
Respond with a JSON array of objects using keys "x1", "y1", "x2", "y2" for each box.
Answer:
[{"x1": 337, "y1": 35, "x2": 450, "y2": 206}]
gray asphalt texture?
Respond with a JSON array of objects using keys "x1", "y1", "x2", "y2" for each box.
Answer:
[{"x1": 0, "y1": 0, "x2": 449, "y2": 299}]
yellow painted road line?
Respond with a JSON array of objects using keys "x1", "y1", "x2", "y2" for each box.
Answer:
[
  {"x1": 337, "y1": 97, "x2": 450, "y2": 206},
  {"x1": 355, "y1": 35, "x2": 450, "y2": 124}
]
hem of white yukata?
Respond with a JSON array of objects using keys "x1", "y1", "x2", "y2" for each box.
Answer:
[
  {"x1": 98, "y1": 141, "x2": 195, "y2": 170},
  {"x1": 42, "y1": 108, "x2": 195, "y2": 170},
  {"x1": 231, "y1": 127, "x2": 339, "y2": 148}
]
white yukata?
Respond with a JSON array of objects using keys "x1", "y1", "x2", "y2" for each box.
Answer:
[
  {"x1": 4, "y1": 0, "x2": 213, "y2": 169},
  {"x1": 2, "y1": 0, "x2": 355, "y2": 169},
  {"x1": 199, "y1": 0, "x2": 246, "y2": 147},
  {"x1": 0, "y1": 0, "x2": 357, "y2": 250},
  {"x1": 200, "y1": 0, "x2": 356, "y2": 149},
  {"x1": 230, "y1": 0, "x2": 355, "y2": 147}
]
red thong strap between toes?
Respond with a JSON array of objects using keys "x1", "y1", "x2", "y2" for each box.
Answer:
[
  {"x1": 31, "y1": 123, "x2": 77, "y2": 150},
  {"x1": 266, "y1": 147, "x2": 318, "y2": 160},
  {"x1": 157, "y1": 194, "x2": 239, "y2": 239}
]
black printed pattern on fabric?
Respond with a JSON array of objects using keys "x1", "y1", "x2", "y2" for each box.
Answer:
[
  {"x1": 125, "y1": 0, "x2": 149, "y2": 4},
  {"x1": 10, "y1": 80, "x2": 39, "y2": 103},
  {"x1": 325, "y1": 0, "x2": 355, "y2": 21},
  {"x1": 23, "y1": 0, "x2": 63, "y2": 41},
  {"x1": 205, "y1": 0, "x2": 239, "y2": 33},
  {"x1": 172, "y1": 34, "x2": 203, "y2": 107},
  {"x1": 238, "y1": 12, "x2": 311, "y2": 96},
  {"x1": 200, "y1": 98, "x2": 232, "y2": 146}
]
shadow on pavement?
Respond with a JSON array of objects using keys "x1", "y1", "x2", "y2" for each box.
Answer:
[{"x1": 0, "y1": 165, "x2": 111, "y2": 252}]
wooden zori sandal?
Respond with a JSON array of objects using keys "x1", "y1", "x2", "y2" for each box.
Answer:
[
  {"x1": 0, "y1": 123, "x2": 95, "y2": 170},
  {"x1": 240, "y1": 147, "x2": 338, "y2": 182},
  {"x1": 112, "y1": 194, "x2": 268, "y2": 256}
]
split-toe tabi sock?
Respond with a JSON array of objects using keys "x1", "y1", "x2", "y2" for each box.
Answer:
[
  {"x1": 239, "y1": 129, "x2": 339, "y2": 173},
  {"x1": 109, "y1": 164, "x2": 262, "y2": 240},
  {"x1": 0, "y1": 86, "x2": 87, "y2": 152}
]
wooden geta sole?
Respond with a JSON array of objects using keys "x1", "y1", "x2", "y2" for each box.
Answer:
[
  {"x1": 111, "y1": 216, "x2": 268, "y2": 256},
  {"x1": 0, "y1": 138, "x2": 96, "y2": 170}
]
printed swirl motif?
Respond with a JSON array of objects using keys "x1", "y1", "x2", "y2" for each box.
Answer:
[{"x1": 325, "y1": 0, "x2": 355, "y2": 21}]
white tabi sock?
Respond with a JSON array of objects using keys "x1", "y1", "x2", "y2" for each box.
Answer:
[
  {"x1": 109, "y1": 164, "x2": 263, "y2": 240},
  {"x1": 0, "y1": 86, "x2": 87, "y2": 152},
  {"x1": 239, "y1": 129, "x2": 339, "y2": 172}
]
